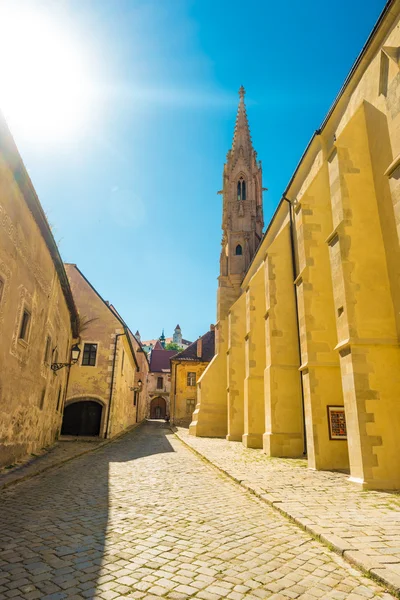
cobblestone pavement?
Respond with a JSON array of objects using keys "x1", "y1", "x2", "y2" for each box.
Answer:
[
  {"x1": 0, "y1": 422, "x2": 395, "y2": 600},
  {"x1": 175, "y1": 427, "x2": 400, "y2": 594},
  {"x1": 0, "y1": 439, "x2": 106, "y2": 491}
]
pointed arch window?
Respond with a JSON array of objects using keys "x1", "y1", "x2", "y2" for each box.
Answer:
[
  {"x1": 235, "y1": 244, "x2": 243, "y2": 256},
  {"x1": 237, "y1": 177, "x2": 246, "y2": 201}
]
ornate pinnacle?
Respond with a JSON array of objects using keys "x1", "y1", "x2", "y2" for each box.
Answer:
[{"x1": 239, "y1": 85, "x2": 245, "y2": 99}]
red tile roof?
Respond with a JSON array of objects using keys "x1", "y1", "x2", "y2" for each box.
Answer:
[
  {"x1": 149, "y1": 349, "x2": 177, "y2": 372},
  {"x1": 171, "y1": 330, "x2": 215, "y2": 363}
]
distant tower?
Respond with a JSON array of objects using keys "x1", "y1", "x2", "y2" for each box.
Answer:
[
  {"x1": 218, "y1": 86, "x2": 264, "y2": 320},
  {"x1": 173, "y1": 324, "x2": 182, "y2": 346},
  {"x1": 159, "y1": 329, "x2": 166, "y2": 348},
  {"x1": 135, "y1": 330, "x2": 141, "y2": 342}
]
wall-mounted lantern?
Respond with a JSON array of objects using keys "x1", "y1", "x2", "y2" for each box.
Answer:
[{"x1": 51, "y1": 343, "x2": 81, "y2": 372}]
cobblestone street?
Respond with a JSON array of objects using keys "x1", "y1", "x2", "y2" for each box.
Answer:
[
  {"x1": 174, "y1": 427, "x2": 400, "y2": 593},
  {"x1": 0, "y1": 422, "x2": 395, "y2": 600}
]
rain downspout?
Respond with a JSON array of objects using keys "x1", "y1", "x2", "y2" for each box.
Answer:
[{"x1": 283, "y1": 197, "x2": 307, "y2": 456}]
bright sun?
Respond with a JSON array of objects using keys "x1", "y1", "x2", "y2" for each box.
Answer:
[{"x1": 0, "y1": 3, "x2": 92, "y2": 142}]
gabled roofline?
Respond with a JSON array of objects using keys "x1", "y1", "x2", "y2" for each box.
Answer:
[
  {"x1": 281, "y1": 0, "x2": 397, "y2": 201},
  {"x1": 109, "y1": 304, "x2": 149, "y2": 369},
  {"x1": 0, "y1": 112, "x2": 79, "y2": 337},
  {"x1": 241, "y1": 0, "x2": 397, "y2": 287},
  {"x1": 170, "y1": 329, "x2": 215, "y2": 363},
  {"x1": 65, "y1": 264, "x2": 140, "y2": 371}
]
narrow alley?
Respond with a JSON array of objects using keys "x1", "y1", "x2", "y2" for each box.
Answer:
[{"x1": 0, "y1": 422, "x2": 394, "y2": 600}]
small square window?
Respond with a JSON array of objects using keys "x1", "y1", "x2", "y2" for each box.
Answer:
[
  {"x1": 186, "y1": 398, "x2": 196, "y2": 414},
  {"x1": 19, "y1": 309, "x2": 31, "y2": 342},
  {"x1": 82, "y1": 343, "x2": 98, "y2": 366},
  {"x1": 187, "y1": 372, "x2": 196, "y2": 387}
]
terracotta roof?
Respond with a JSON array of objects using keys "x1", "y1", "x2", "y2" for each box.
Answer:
[
  {"x1": 149, "y1": 349, "x2": 177, "y2": 372},
  {"x1": 171, "y1": 330, "x2": 215, "y2": 363}
]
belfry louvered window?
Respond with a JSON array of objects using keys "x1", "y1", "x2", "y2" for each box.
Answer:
[{"x1": 237, "y1": 177, "x2": 246, "y2": 201}]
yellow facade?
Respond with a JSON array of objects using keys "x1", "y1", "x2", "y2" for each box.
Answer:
[
  {"x1": 191, "y1": 2, "x2": 400, "y2": 490},
  {"x1": 172, "y1": 330, "x2": 215, "y2": 426},
  {"x1": 0, "y1": 114, "x2": 77, "y2": 467},
  {"x1": 171, "y1": 361, "x2": 208, "y2": 425},
  {"x1": 65, "y1": 265, "x2": 146, "y2": 438}
]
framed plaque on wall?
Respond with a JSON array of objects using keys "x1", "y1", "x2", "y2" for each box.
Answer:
[{"x1": 327, "y1": 405, "x2": 347, "y2": 440}]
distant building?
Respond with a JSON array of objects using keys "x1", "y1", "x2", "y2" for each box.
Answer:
[
  {"x1": 140, "y1": 325, "x2": 192, "y2": 354},
  {"x1": 170, "y1": 327, "x2": 215, "y2": 426},
  {"x1": 146, "y1": 341, "x2": 177, "y2": 419}
]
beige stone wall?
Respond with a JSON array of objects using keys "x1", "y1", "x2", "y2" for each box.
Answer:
[
  {"x1": 146, "y1": 371, "x2": 170, "y2": 417},
  {"x1": 263, "y1": 221, "x2": 304, "y2": 458},
  {"x1": 227, "y1": 294, "x2": 245, "y2": 441},
  {"x1": 129, "y1": 335, "x2": 149, "y2": 423},
  {"x1": 189, "y1": 318, "x2": 228, "y2": 438},
  {"x1": 0, "y1": 146, "x2": 73, "y2": 467},
  {"x1": 65, "y1": 265, "x2": 139, "y2": 438}
]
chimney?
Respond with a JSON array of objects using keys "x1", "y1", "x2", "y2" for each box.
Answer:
[{"x1": 196, "y1": 336, "x2": 202, "y2": 359}]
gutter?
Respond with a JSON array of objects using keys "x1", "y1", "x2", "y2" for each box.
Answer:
[
  {"x1": 66, "y1": 265, "x2": 140, "y2": 372},
  {"x1": 240, "y1": 0, "x2": 395, "y2": 284},
  {"x1": 283, "y1": 197, "x2": 307, "y2": 456},
  {"x1": 172, "y1": 360, "x2": 178, "y2": 424},
  {"x1": 281, "y1": 0, "x2": 396, "y2": 202}
]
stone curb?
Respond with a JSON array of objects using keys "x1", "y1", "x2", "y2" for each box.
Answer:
[
  {"x1": 0, "y1": 420, "x2": 144, "y2": 493},
  {"x1": 172, "y1": 428, "x2": 400, "y2": 599}
]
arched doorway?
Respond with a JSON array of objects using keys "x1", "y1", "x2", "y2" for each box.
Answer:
[
  {"x1": 150, "y1": 397, "x2": 166, "y2": 419},
  {"x1": 61, "y1": 400, "x2": 102, "y2": 436}
]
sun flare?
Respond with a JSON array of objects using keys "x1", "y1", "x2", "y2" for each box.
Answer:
[{"x1": 0, "y1": 4, "x2": 92, "y2": 142}]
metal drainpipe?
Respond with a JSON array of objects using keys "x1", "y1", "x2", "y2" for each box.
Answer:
[
  {"x1": 172, "y1": 361, "x2": 177, "y2": 425},
  {"x1": 283, "y1": 197, "x2": 307, "y2": 456},
  {"x1": 135, "y1": 374, "x2": 141, "y2": 423},
  {"x1": 105, "y1": 333, "x2": 125, "y2": 439}
]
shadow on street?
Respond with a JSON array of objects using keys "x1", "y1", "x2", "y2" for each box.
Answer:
[{"x1": 0, "y1": 420, "x2": 174, "y2": 599}]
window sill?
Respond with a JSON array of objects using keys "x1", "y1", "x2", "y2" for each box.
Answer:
[{"x1": 17, "y1": 338, "x2": 29, "y2": 349}]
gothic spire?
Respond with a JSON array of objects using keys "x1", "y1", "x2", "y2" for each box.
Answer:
[{"x1": 231, "y1": 86, "x2": 254, "y2": 160}]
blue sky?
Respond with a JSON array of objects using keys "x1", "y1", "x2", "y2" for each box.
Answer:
[{"x1": 2, "y1": 0, "x2": 385, "y2": 342}]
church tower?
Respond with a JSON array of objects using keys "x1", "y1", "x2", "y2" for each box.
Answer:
[
  {"x1": 218, "y1": 86, "x2": 264, "y2": 320},
  {"x1": 173, "y1": 324, "x2": 182, "y2": 346}
]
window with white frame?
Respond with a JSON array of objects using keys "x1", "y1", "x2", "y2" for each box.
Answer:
[{"x1": 187, "y1": 372, "x2": 196, "y2": 387}]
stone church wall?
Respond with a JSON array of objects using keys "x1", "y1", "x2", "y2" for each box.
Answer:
[{"x1": 191, "y1": 2, "x2": 400, "y2": 490}]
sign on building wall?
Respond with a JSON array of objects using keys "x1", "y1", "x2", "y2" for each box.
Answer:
[{"x1": 327, "y1": 406, "x2": 347, "y2": 440}]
